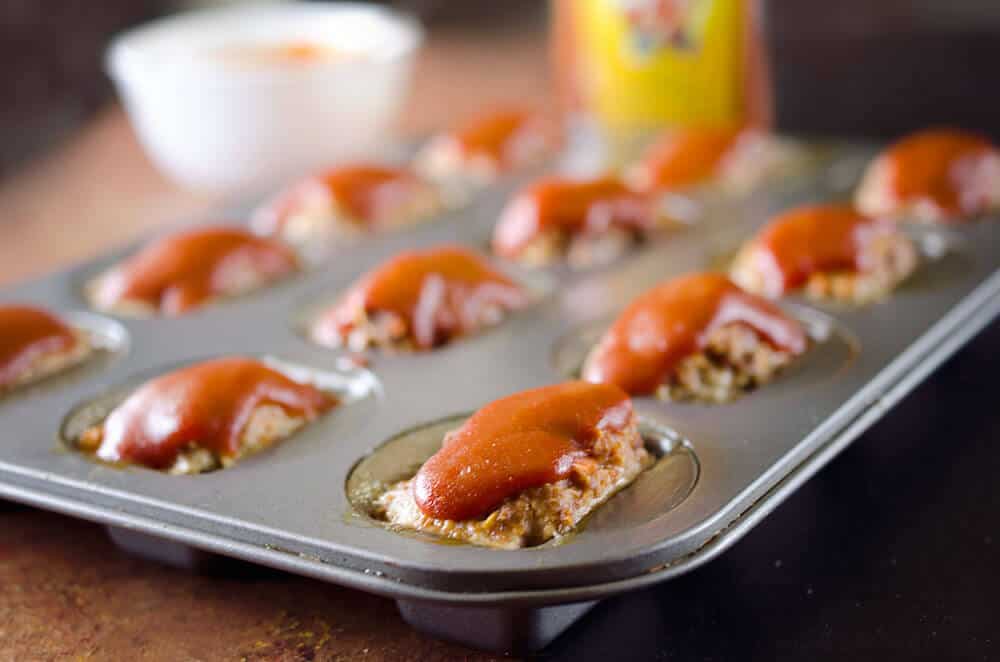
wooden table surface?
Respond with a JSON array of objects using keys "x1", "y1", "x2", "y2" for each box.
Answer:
[{"x1": 0, "y1": 25, "x2": 549, "y2": 661}]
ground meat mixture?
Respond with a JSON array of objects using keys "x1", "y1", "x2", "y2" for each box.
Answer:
[
  {"x1": 731, "y1": 229, "x2": 918, "y2": 305},
  {"x1": 655, "y1": 323, "x2": 800, "y2": 403},
  {"x1": 377, "y1": 420, "x2": 651, "y2": 549}
]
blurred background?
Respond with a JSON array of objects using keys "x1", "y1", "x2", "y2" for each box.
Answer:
[
  {"x1": 5, "y1": 0, "x2": 1000, "y2": 177},
  {"x1": 0, "y1": 0, "x2": 545, "y2": 177},
  {"x1": 0, "y1": 0, "x2": 553, "y2": 283},
  {"x1": 3, "y1": 0, "x2": 1000, "y2": 286}
]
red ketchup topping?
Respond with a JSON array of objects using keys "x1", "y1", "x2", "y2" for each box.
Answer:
[
  {"x1": 255, "y1": 164, "x2": 428, "y2": 232},
  {"x1": 877, "y1": 128, "x2": 997, "y2": 218},
  {"x1": 742, "y1": 204, "x2": 894, "y2": 297},
  {"x1": 314, "y1": 245, "x2": 527, "y2": 350},
  {"x1": 492, "y1": 176, "x2": 655, "y2": 258},
  {"x1": 95, "y1": 357, "x2": 336, "y2": 469},
  {"x1": 412, "y1": 381, "x2": 634, "y2": 521},
  {"x1": 91, "y1": 227, "x2": 298, "y2": 315},
  {"x1": 448, "y1": 108, "x2": 549, "y2": 168},
  {"x1": 582, "y1": 273, "x2": 806, "y2": 396},
  {"x1": 633, "y1": 125, "x2": 746, "y2": 191},
  {"x1": 0, "y1": 306, "x2": 78, "y2": 389}
]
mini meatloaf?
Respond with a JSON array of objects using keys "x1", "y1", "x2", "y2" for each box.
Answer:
[
  {"x1": 252, "y1": 164, "x2": 443, "y2": 246},
  {"x1": 582, "y1": 273, "x2": 808, "y2": 403},
  {"x1": 1, "y1": 305, "x2": 91, "y2": 393},
  {"x1": 86, "y1": 226, "x2": 298, "y2": 317},
  {"x1": 492, "y1": 175, "x2": 666, "y2": 268},
  {"x1": 310, "y1": 244, "x2": 528, "y2": 352},
  {"x1": 414, "y1": 107, "x2": 557, "y2": 194},
  {"x1": 855, "y1": 128, "x2": 1000, "y2": 224},
  {"x1": 626, "y1": 125, "x2": 800, "y2": 195},
  {"x1": 377, "y1": 381, "x2": 651, "y2": 549},
  {"x1": 730, "y1": 204, "x2": 918, "y2": 304},
  {"x1": 76, "y1": 357, "x2": 336, "y2": 474}
]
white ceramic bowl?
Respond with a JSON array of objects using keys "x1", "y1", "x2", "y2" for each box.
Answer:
[{"x1": 107, "y1": 2, "x2": 423, "y2": 193}]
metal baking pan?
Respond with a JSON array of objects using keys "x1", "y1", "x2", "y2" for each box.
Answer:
[{"x1": 1, "y1": 143, "x2": 998, "y2": 654}]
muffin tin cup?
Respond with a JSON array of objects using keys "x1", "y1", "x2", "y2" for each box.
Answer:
[
  {"x1": 0, "y1": 311, "x2": 130, "y2": 405},
  {"x1": 58, "y1": 354, "x2": 380, "y2": 467},
  {"x1": 1, "y1": 143, "x2": 999, "y2": 653},
  {"x1": 346, "y1": 415, "x2": 699, "y2": 551}
]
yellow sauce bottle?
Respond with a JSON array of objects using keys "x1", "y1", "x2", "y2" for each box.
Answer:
[{"x1": 553, "y1": 0, "x2": 771, "y2": 156}]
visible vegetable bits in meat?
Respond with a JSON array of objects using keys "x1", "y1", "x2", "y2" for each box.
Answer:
[
  {"x1": 730, "y1": 204, "x2": 918, "y2": 304},
  {"x1": 491, "y1": 176, "x2": 665, "y2": 269},
  {"x1": 86, "y1": 227, "x2": 299, "y2": 317},
  {"x1": 310, "y1": 245, "x2": 528, "y2": 352},
  {"x1": 582, "y1": 273, "x2": 807, "y2": 403},
  {"x1": 376, "y1": 382, "x2": 651, "y2": 549},
  {"x1": 252, "y1": 164, "x2": 443, "y2": 246},
  {"x1": 76, "y1": 357, "x2": 336, "y2": 474}
]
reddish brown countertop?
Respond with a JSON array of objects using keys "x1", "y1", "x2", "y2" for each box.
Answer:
[
  {"x1": 0, "y1": 509, "x2": 503, "y2": 661},
  {"x1": 0, "y1": 23, "x2": 548, "y2": 661}
]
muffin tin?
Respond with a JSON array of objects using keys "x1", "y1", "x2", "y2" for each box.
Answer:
[{"x1": 1, "y1": 142, "x2": 999, "y2": 654}]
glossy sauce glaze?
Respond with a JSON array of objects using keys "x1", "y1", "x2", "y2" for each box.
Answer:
[
  {"x1": 582, "y1": 273, "x2": 807, "y2": 395},
  {"x1": 492, "y1": 176, "x2": 655, "y2": 258},
  {"x1": 412, "y1": 381, "x2": 634, "y2": 521},
  {"x1": 91, "y1": 227, "x2": 298, "y2": 315},
  {"x1": 94, "y1": 357, "x2": 336, "y2": 469},
  {"x1": 447, "y1": 108, "x2": 548, "y2": 168},
  {"x1": 741, "y1": 204, "x2": 895, "y2": 296},
  {"x1": 875, "y1": 128, "x2": 997, "y2": 218},
  {"x1": 255, "y1": 164, "x2": 428, "y2": 231},
  {"x1": 0, "y1": 306, "x2": 79, "y2": 389},
  {"x1": 314, "y1": 245, "x2": 527, "y2": 349},
  {"x1": 632, "y1": 125, "x2": 746, "y2": 191}
]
